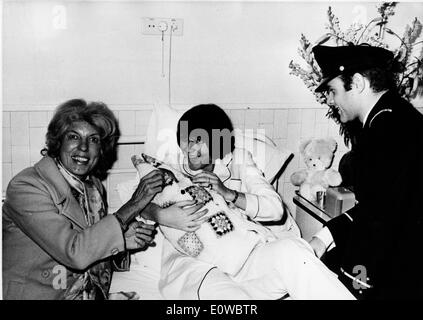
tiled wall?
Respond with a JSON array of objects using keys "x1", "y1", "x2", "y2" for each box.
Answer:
[
  {"x1": 227, "y1": 107, "x2": 352, "y2": 216},
  {"x1": 2, "y1": 108, "x2": 152, "y2": 213},
  {"x1": 4, "y1": 106, "x2": 423, "y2": 217}
]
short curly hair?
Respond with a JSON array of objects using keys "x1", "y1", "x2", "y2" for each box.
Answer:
[{"x1": 41, "y1": 99, "x2": 120, "y2": 180}]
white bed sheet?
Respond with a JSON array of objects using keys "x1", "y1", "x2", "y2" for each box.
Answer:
[
  {"x1": 109, "y1": 103, "x2": 296, "y2": 299},
  {"x1": 110, "y1": 230, "x2": 165, "y2": 300},
  {"x1": 109, "y1": 265, "x2": 163, "y2": 300}
]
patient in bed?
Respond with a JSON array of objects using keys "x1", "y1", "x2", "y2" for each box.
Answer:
[
  {"x1": 132, "y1": 152, "x2": 354, "y2": 300},
  {"x1": 132, "y1": 153, "x2": 277, "y2": 276},
  {"x1": 122, "y1": 104, "x2": 354, "y2": 300}
]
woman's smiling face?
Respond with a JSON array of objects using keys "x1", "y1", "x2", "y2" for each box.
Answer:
[{"x1": 59, "y1": 121, "x2": 102, "y2": 179}]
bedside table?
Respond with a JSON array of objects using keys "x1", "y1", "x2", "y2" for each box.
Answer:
[{"x1": 293, "y1": 192, "x2": 332, "y2": 242}]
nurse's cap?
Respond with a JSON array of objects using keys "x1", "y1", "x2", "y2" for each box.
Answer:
[{"x1": 312, "y1": 44, "x2": 395, "y2": 92}]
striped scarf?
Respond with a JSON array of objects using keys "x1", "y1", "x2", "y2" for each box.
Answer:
[{"x1": 56, "y1": 159, "x2": 111, "y2": 300}]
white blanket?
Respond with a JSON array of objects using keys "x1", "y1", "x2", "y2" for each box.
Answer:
[{"x1": 132, "y1": 153, "x2": 277, "y2": 276}]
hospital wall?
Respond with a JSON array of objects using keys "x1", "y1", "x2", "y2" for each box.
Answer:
[{"x1": 2, "y1": 1, "x2": 423, "y2": 215}]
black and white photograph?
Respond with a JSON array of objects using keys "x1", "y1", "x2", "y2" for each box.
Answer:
[{"x1": 1, "y1": 0, "x2": 423, "y2": 306}]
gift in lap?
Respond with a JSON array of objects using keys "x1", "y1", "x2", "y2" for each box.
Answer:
[{"x1": 132, "y1": 153, "x2": 276, "y2": 276}]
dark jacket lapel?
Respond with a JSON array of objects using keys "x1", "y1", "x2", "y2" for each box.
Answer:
[{"x1": 363, "y1": 91, "x2": 395, "y2": 130}]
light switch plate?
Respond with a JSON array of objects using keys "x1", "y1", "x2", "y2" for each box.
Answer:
[{"x1": 141, "y1": 17, "x2": 183, "y2": 36}]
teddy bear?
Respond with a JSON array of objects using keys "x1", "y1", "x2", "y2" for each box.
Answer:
[{"x1": 290, "y1": 138, "x2": 342, "y2": 202}]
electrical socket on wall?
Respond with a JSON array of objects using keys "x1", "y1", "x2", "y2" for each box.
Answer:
[{"x1": 141, "y1": 17, "x2": 184, "y2": 36}]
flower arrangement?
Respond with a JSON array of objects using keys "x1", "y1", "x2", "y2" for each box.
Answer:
[{"x1": 289, "y1": 2, "x2": 423, "y2": 147}]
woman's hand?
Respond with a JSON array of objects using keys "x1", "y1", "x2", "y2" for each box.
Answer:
[
  {"x1": 130, "y1": 170, "x2": 164, "y2": 209},
  {"x1": 124, "y1": 220, "x2": 157, "y2": 250},
  {"x1": 192, "y1": 172, "x2": 236, "y2": 202},
  {"x1": 156, "y1": 200, "x2": 209, "y2": 232},
  {"x1": 115, "y1": 170, "x2": 164, "y2": 228}
]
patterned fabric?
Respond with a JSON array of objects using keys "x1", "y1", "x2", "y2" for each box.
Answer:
[
  {"x1": 56, "y1": 160, "x2": 111, "y2": 300},
  {"x1": 207, "y1": 212, "x2": 234, "y2": 237},
  {"x1": 160, "y1": 168, "x2": 179, "y2": 187},
  {"x1": 133, "y1": 152, "x2": 278, "y2": 276},
  {"x1": 177, "y1": 232, "x2": 204, "y2": 257},
  {"x1": 181, "y1": 185, "x2": 213, "y2": 204}
]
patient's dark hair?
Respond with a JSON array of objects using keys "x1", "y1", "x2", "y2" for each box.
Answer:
[
  {"x1": 41, "y1": 99, "x2": 120, "y2": 180},
  {"x1": 176, "y1": 104, "x2": 235, "y2": 160}
]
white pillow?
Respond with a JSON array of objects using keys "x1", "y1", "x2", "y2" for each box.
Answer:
[
  {"x1": 145, "y1": 104, "x2": 184, "y2": 168},
  {"x1": 145, "y1": 104, "x2": 292, "y2": 183},
  {"x1": 234, "y1": 130, "x2": 292, "y2": 183},
  {"x1": 132, "y1": 154, "x2": 276, "y2": 276}
]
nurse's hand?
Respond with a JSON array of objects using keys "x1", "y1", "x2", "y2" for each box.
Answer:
[
  {"x1": 193, "y1": 172, "x2": 236, "y2": 202},
  {"x1": 309, "y1": 236, "x2": 327, "y2": 259}
]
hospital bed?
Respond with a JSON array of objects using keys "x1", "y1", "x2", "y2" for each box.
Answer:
[{"x1": 107, "y1": 105, "x2": 295, "y2": 299}]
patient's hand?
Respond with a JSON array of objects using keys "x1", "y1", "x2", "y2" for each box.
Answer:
[
  {"x1": 157, "y1": 200, "x2": 209, "y2": 232},
  {"x1": 193, "y1": 172, "x2": 233, "y2": 201}
]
